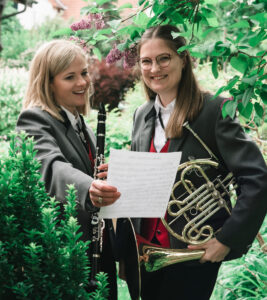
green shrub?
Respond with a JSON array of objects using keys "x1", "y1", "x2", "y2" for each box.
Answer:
[
  {"x1": 0, "y1": 67, "x2": 26, "y2": 137},
  {"x1": 0, "y1": 132, "x2": 109, "y2": 299},
  {"x1": 211, "y1": 217, "x2": 267, "y2": 300}
]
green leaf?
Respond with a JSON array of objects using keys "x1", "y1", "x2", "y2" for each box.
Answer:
[
  {"x1": 133, "y1": 11, "x2": 149, "y2": 26},
  {"x1": 93, "y1": 34, "x2": 108, "y2": 41},
  {"x1": 260, "y1": 90, "x2": 267, "y2": 105},
  {"x1": 213, "y1": 86, "x2": 225, "y2": 99},
  {"x1": 249, "y1": 30, "x2": 266, "y2": 47},
  {"x1": 250, "y1": 12, "x2": 267, "y2": 25},
  {"x1": 107, "y1": 19, "x2": 121, "y2": 29},
  {"x1": 95, "y1": 28, "x2": 112, "y2": 35},
  {"x1": 262, "y1": 84, "x2": 267, "y2": 92},
  {"x1": 222, "y1": 100, "x2": 237, "y2": 119},
  {"x1": 51, "y1": 28, "x2": 72, "y2": 38},
  {"x1": 139, "y1": 0, "x2": 146, "y2": 5},
  {"x1": 177, "y1": 44, "x2": 195, "y2": 53},
  {"x1": 242, "y1": 87, "x2": 253, "y2": 107},
  {"x1": 93, "y1": 47, "x2": 102, "y2": 61},
  {"x1": 229, "y1": 20, "x2": 250, "y2": 29},
  {"x1": 254, "y1": 103, "x2": 264, "y2": 119},
  {"x1": 170, "y1": 11, "x2": 184, "y2": 24},
  {"x1": 152, "y1": 1, "x2": 162, "y2": 14},
  {"x1": 212, "y1": 58, "x2": 218, "y2": 79},
  {"x1": 201, "y1": 7, "x2": 216, "y2": 18},
  {"x1": 190, "y1": 52, "x2": 205, "y2": 59},
  {"x1": 225, "y1": 76, "x2": 240, "y2": 91},
  {"x1": 238, "y1": 102, "x2": 253, "y2": 119},
  {"x1": 201, "y1": 27, "x2": 216, "y2": 38},
  {"x1": 207, "y1": 18, "x2": 219, "y2": 27},
  {"x1": 242, "y1": 75, "x2": 257, "y2": 86},
  {"x1": 219, "y1": 1, "x2": 233, "y2": 9},
  {"x1": 230, "y1": 54, "x2": 248, "y2": 74},
  {"x1": 147, "y1": 15, "x2": 158, "y2": 28}
]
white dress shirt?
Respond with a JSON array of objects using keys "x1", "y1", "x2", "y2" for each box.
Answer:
[
  {"x1": 154, "y1": 95, "x2": 175, "y2": 152},
  {"x1": 61, "y1": 106, "x2": 81, "y2": 133}
]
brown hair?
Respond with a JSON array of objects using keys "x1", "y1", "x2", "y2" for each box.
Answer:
[
  {"x1": 137, "y1": 25, "x2": 203, "y2": 138},
  {"x1": 23, "y1": 39, "x2": 93, "y2": 120}
]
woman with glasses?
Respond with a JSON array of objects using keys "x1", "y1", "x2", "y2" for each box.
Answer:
[{"x1": 116, "y1": 25, "x2": 267, "y2": 300}]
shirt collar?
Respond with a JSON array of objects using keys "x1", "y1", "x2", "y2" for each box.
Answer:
[
  {"x1": 60, "y1": 106, "x2": 79, "y2": 128},
  {"x1": 154, "y1": 95, "x2": 176, "y2": 115}
]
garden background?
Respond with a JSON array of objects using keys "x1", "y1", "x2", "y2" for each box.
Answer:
[{"x1": 0, "y1": 0, "x2": 266, "y2": 299}]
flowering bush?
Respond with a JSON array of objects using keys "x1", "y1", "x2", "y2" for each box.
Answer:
[{"x1": 89, "y1": 59, "x2": 138, "y2": 110}]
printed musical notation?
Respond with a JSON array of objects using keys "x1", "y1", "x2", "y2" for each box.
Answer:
[{"x1": 99, "y1": 149, "x2": 181, "y2": 219}]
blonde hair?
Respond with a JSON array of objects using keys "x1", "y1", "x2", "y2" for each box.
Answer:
[
  {"x1": 137, "y1": 25, "x2": 203, "y2": 138},
  {"x1": 23, "y1": 39, "x2": 92, "y2": 120}
]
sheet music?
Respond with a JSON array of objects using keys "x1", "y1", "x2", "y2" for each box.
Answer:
[{"x1": 99, "y1": 148, "x2": 181, "y2": 218}]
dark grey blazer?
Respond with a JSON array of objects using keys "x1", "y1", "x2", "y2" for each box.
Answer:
[
  {"x1": 117, "y1": 94, "x2": 267, "y2": 259},
  {"x1": 16, "y1": 106, "x2": 109, "y2": 246}
]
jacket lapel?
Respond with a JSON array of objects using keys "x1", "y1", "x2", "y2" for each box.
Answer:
[
  {"x1": 168, "y1": 124, "x2": 189, "y2": 153},
  {"x1": 60, "y1": 111, "x2": 93, "y2": 175},
  {"x1": 139, "y1": 103, "x2": 157, "y2": 152}
]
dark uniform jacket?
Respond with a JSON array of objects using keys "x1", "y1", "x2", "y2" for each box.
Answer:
[
  {"x1": 116, "y1": 94, "x2": 267, "y2": 298},
  {"x1": 16, "y1": 106, "x2": 117, "y2": 299}
]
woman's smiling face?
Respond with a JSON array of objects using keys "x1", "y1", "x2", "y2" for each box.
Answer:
[
  {"x1": 51, "y1": 54, "x2": 90, "y2": 114},
  {"x1": 139, "y1": 38, "x2": 185, "y2": 104}
]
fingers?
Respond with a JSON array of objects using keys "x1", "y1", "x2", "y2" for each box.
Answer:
[
  {"x1": 98, "y1": 163, "x2": 108, "y2": 171},
  {"x1": 188, "y1": 239, "x2": 230, "y2": 263},
  {"x1": 96, "y1": 171, "x2": 107, "y2": 179},
  {"x1": 89, "y1": 180, "x2": 121, "y2": 208},
  {"x1": 95, "y1": 164, "x2": 108, "y2": 179},
  {"x1": 187, "y1": 244, "x2": 207, "y2": 264}
]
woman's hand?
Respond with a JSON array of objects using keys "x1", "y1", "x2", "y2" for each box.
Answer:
[
  {"x1": 89, "y1": 179, "x2": 120, "y2": 208},
  {"x1": 95, "y1": 163, "x2": 108, "y2": 180},
  {"x1": 187, "y1": 238, "x2": 230, "y2": 263}
]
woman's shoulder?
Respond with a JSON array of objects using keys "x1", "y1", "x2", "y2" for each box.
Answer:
[
  {"x1": 19, "y1": 106, "x2": 46, "y2": 118},
  {"x1": 200, "y1": 93, "x2": 226, "y2": 117},
  {"x1": 17, "y1": 106, "x2": 60, "y2": 130},
  {"x1": 134, "y1": 99, "x2": 155, "y2": 120}
]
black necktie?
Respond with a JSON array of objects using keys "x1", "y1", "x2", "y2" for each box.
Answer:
[
  {"x1": 158, "y1": 108, "x2": 165, "y2": 130},
  {"x1": 76, "y1": 118, "x2": 89, "y2": 153}
]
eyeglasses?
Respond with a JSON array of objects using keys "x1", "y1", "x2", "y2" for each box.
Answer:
[{"x1": 138, "y1": 53, "x2": 172, "y2": 71}]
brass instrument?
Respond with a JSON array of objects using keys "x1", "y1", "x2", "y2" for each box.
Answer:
[
  {"x1": 141, "y1": 159, "x2": 236, "y2": 272},
  {"x1": 139, "y1": 122, "x2": 266, "y2": 272}
]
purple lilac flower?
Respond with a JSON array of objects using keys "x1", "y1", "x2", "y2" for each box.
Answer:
[
  {"x1": 106, "y1": 46, "x2": 123, "y2": 65},
  {"x1": 123, "y1": 45, "x2": 137, "y2": 69},
  {"x1": 95, "y1": 20, "x2": 105, "y2": 30},
  {"x1": 71, "y1": 13, "x2": 105, "y2": 31},
  {"x1": 70, "y1": 18, "x2": 91, "y2": 31}
]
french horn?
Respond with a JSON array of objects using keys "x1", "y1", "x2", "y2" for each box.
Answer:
[{"x1": 141, "y1": 159, "x2": 237, "y2": 272}]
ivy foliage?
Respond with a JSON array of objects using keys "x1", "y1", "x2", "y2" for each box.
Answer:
[
  {"x1": 71, "y1": 0, "x2": 266, "y2": 126},
  {"x1": 0, "y1": 132, "x2": 109, "y2": 299}
]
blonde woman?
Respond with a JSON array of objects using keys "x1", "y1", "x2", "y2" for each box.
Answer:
[{"x1": 16, "y1": 40, "x2": 120, "y2": 299}]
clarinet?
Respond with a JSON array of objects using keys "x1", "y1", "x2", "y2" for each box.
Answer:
[{"x1": 89, "y1": 102, "x2": 106, "y2": 289}]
